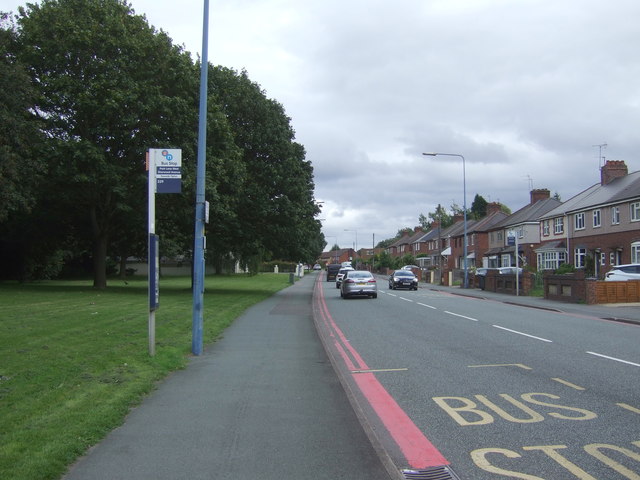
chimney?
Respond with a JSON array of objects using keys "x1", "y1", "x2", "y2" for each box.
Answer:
[
  {"x1": 431, "y1": 220, "x2": 440, "y2": 230},
  {"x1": 452, "y1": 213, "x2": 464, "y2": 224},
  {"x1": 414, "y1": 226, "x2": 423, "y2": 233},
  {"x1": 530, "y1": 188, "x2": 550, "y2": 204},
  {"x1": 600, "y1": 160, "x2": 628, "y2": 185},
  {"x1": 487, "y1": 202, "x2": 502, "y2": 216}
]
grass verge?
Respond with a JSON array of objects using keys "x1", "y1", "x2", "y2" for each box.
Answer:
[{"x1": 0, "y1": 274, "x2": 291, "y2": 480}]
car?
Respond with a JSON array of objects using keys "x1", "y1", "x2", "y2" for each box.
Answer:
[
  {"x1": 336, "y1": 267, "x2": 354, "y2": 288},
  {"x1": 326, "y1": 264, "x2": 342, "y2": 282},
  {"x1": 401, "y1": 265, "x2": 419, "y2": 270},
  {"x1": 605, "y1": 264, "x2": 640, "y2": 281},
  {"x1": 313, "y1": 264, "x2": 322, "y2": 270},
  {"x1": 388, "y1": 270, "x2": 418, "y2": 290},
  {"x1": 340, "y1": 270, "x2": 377, "y2": 298},
  {"x1": 496, "y1": 267, "x2": 523, "y2": 275}
]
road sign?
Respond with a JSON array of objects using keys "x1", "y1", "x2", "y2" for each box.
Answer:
[{"x1": 153, "y1": 149, "x2": 182, "y2": 193}]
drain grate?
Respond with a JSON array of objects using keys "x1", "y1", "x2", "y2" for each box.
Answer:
[{"x1": 401, "y1": 465, "x2": 462, "y2": 480}]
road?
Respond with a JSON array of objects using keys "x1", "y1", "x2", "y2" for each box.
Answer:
[{"x1": 314, "y1": 275, "x2": 640, "y2": 480}]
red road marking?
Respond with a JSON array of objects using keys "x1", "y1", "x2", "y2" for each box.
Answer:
[{"x1": 314, "y1": 278, "x2": 449, "y2": 469}]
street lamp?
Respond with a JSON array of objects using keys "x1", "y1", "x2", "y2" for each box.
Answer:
[
  {"x1": 423, "y1": 152, "x2": 468, "y2": 289},
  {"x1": 344, "y1": 229, "x2": 358, "y2": 267}
]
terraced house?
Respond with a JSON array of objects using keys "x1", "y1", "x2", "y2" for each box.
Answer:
[{"x1": 537, "y1": 160, "x2": 640, "y2": 277}]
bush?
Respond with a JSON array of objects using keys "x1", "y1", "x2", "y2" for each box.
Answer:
[{"x1": 554, "y1": 263, "x2": 576, "y2": 275}]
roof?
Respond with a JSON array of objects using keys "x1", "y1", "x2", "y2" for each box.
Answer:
[
  {"x1": 494, "y1": 197, "x2": 562, "y2": 229},
  {"x1": 541, "y1": 170, "x2": 640, "y2": 219},
  {"x1": 468, "y1": 211, "x2": 509, "y2": 233}
]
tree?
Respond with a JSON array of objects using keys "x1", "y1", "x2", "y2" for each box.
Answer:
[
  {"x1": 470, "y1": 194, "x2": 488, "y2": 219},
  {"x1": 0, "y1": 13, "x2": 44, "y2": 222},
  {"x1": 16, "y1": 0, "x2": 197, "y2": 287},
  {"x1": 207, "y1": 66, "x2": 323, "y2": 269}
]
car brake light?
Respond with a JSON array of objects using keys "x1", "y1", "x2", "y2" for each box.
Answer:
[
  {"x1": 345, "y1": 278, "x2": 355, "y2": 284},
  {"x1": 368, "y1": 279, "x2": 376, "y2": 283}
]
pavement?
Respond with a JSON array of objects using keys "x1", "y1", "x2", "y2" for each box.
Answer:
[
  {"x1": 62, "y1": 272, "x2": 390, "y2": 480},
  {"x1": 62, "y1": 273, "x2": 639, "y2": 480}
]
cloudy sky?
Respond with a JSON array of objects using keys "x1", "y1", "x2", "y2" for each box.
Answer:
[{"x1": 3, "y1": 0, "x2": 639, "y2": 250}]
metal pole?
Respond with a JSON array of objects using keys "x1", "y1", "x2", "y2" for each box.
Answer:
[
  {"x1": 423, "y1": 153, "x2": 468, "y2": 288},
  {"x1": 192, "y1": 0, "x2": 209, "y2": 356}
]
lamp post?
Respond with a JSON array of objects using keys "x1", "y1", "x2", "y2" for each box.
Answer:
[
  {"x1": 344, "y1": 229, "x2": 358, "y2": 267},
  {"x1": 423, "y1": 152, "x2": 468, "y2": 288}
]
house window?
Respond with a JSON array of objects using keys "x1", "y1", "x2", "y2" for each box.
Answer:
[
  {"x1": 631, "y1": 202, "x2": 640, "y2": 222},
  {"x1": 575, "y1": 248, "x2": 587, "y2": 268},
  {"x1": 632, "y1": 242, "x2": 640, "y2": 264},
  {"x1": 518, "y1": 227, "x2": 524, "y2": 239},
  {"x1": 592, "y1": 209, "x2": 601, "y2": 228},
  {"x1": 501, "y1": 254, "x2": 511, "y2": 267},
  {"x1": 543, "y1": 220, "x2": 550, "y2": 236},
  {"x1": 554, "y1": 217, "x2": 564, "y2": 234},
  {"x1": 537, "y1": 251, "x2": 567, "y2": 270},
  {"x1": 574, "y1": 213, "x2": 585, "y2": 230},
  {"x1": 611, "y1": 206, "x2": 620, "y2": 225}
]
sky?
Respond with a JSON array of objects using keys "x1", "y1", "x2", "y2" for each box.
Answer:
[{"x1": 3, "y1": 0, "x2": 640, "y2": 250}]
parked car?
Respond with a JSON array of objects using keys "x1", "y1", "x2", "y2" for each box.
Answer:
[
  {"x1": 336, "y1": 267, "x2": 354, "y2": 288},
  {"x1": 496, "y1": 267, "x2": 523, "y2": 275},
  {"x1": 313, "y1": 264, "x2": 322, "y2": 270},
  {"x1": 326, "y1": 264, "x2": 342, "y2": 282},
  {"x1": 340, "y1": 270, "x2": 377, "y2": 299},
  {"x1": 402, "y1": 265, "x2": 419, "y2": 270},
  {"x1": 605, "y1": 264, "x2": 640, "y2": 281},
  {"x1": 388, "y1": 270, "x2": 418, "y2": 290}
]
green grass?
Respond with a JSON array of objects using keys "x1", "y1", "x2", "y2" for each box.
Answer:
[{"x1": 0, "y1": 274, "x2": 290, "y2": 480}]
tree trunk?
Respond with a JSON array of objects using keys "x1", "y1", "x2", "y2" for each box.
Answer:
[
  {"x1": 90, "y1": 206, "x2": 108, "y2": 289},
  {"x1": 93, "y1": 234, "x2": 108, "y2": 289}
]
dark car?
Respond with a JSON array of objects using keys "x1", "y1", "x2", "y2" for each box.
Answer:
[
  {"x1": 326, "y1": 264, "x2": 342, "y2": 282},
  {"x1": 340, "y1": 270, "x2": 377, "y2": 299},
  {"x1": 388, "y1": 270, "x2": 418, "y2": 290}
]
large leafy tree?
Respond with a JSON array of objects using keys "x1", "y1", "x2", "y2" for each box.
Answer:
[
  {"x1": 208, "y1": 66, "x2": 322, "y2": 268},
  {"x1": 15, "y1": 0, "x2": 197, "y2": 287},
  {"x1": 0, "y1": 12, "x2": 44, "y2": 222}
]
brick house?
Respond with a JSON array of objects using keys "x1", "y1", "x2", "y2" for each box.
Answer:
[
  {"x1": 318, "y1": 248, "x2": 355, "y2": 265},
  {"x1": 537, "y1": 160, "x2": 640, "y2": 277},
  {"x1": 484, "y1": 189, "x2": 561, "y2": 269}
]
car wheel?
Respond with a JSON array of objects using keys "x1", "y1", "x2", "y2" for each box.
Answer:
[
  {"x1": 340, "y1": 290, "x2": 343, "y2": 298},
  {"x1": 372, "y1": 294, "x2": 377, "y2": 299}
]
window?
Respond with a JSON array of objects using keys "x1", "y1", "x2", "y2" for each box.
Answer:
[
  {"x1": 500, "y1": 254, "x2": 511, "y2": 267},
  {"x1": 574, "y1": 213, "x2": 585, "y2": 230},
  {"x1": 575, "y1": 248, "x2": 587, "y2": 268},
  {"x1": 611, "y1": 206, "x2": 620, "y2": 225},
  {"x1": 543, "y1": 220, "x2": 550, "y2": 236},
  {"x1": 631, "y1": 202, "x2": 640, "y2": 222},
  {"x1": 632, "y1": 242, "x2": 640, "y2": 264},
  {"x1": 592, "y1": 209, "x2": 601, "y2": 228},
  {"x1": 554, "y1": 217, "x2": 564, "y2": 234},
  {"x1": 537, "y1": 250, "x2": 567, "y2": 270},
  {"x1": 518, "y1": 227, "x2": 524, "y2": 239}
]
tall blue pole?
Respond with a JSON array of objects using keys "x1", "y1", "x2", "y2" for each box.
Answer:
[{"x1": 192, "y1": 0, "x2": 209, "y2": 355}]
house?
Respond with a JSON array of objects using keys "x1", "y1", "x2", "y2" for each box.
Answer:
[
  {"x1": 318, "y1": 248, "x2": 355, "y2": 265},
  {"x1": 465, "y1": 203, "x2": 509, "y2": 269},
  {"x1": 485, "y1": 189, "x2": 561, "y2": 269},
  {"x1": 537, "y1": 160, "x2": 640, "y2": 276}
]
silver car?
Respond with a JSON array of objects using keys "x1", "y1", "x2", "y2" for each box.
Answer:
[{"x1": 340, "y1": 270, "x2": 378, "y2": 299}]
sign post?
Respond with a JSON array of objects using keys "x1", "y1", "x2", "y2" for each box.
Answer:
[{"x1": 147, "y1": 148, "x2": 182, "y2": 356}]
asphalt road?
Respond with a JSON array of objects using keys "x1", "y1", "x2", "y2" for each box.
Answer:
[{"x1": 316, "y1": 275, "x2": 640, "y2": 479}]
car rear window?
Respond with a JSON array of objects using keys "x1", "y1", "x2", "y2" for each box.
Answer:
[{"x1": 348, "y1": 272, "x2": 372, "y2": 279}]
